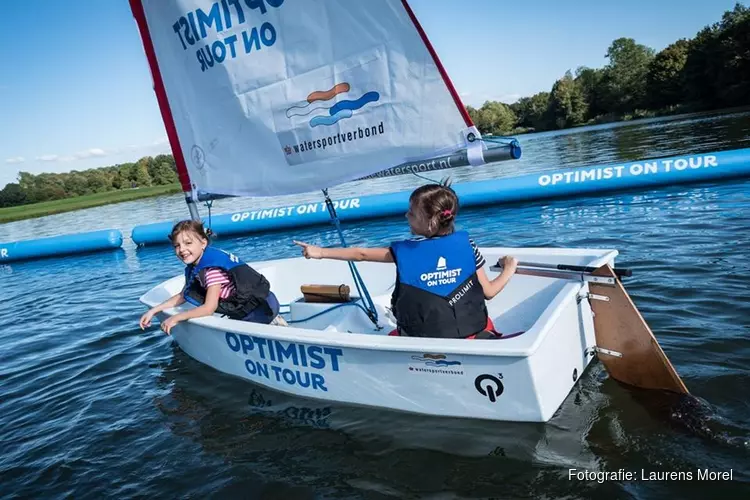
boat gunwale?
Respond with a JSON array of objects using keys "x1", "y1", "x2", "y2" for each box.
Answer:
[{"x1": 140, "y1": 247, "x2": 618, "y2": 357}]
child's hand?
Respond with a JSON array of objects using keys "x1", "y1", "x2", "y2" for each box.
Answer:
[
  {"x1": 293, "y1": 240, "x2": 323, "y2": 259},
  {"x1": 139, "y1": 310, "x2": 156, "y2": 330},
  {"x1": 160, "y1": 316, "x2": 182, "y2": 335},
  {"x1": 498, "y1": 256, "x2": 519, "y2": 275}
]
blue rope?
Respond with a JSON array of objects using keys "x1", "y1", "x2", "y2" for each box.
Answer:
[
  {"x1": 322, "y1": 189, "x2": 379, "y2": 325},
  {"x1": 482, "y1": 136, "x2": 515, "y2": 145},
  {"x1": 280, "y1": 299, "x2": 372, "y2": 324}
]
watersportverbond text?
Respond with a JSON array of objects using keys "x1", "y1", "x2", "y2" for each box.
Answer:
[{"x1": 225, "y1": 332, "x2": 343, "y2": 392}]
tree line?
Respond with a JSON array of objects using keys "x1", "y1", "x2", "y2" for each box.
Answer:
[
  {"x1": 2, "y1": 4, "x2": 747, "y2": 209},
  {"x1": 467, "y1": 3, "x2": 750, "y2": 135},
  {"x1": 0, "y1": 155, "x2": 179, "y2": 208}
]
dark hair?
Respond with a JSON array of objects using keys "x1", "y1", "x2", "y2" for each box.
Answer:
[
  {"x1": 168, "y1": 219, "x2": 212, "y2": 243},
  {"x1": 409, "y1": 183, "x2": 459, "y2": 236}
]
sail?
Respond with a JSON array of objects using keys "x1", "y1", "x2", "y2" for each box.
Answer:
[{"x1": 129, "y1": 0, "x2": 486, "y2": 198}]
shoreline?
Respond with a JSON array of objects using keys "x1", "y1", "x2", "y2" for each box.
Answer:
[
  {"x1": 0, "y1": 184, "x2": 182, "y2": 224},
  {"x1": 3, "y1": 106, "x2": 749, "y2": 226}
]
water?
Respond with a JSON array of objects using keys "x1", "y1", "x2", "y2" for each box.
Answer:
[{"x1": 2, "y1": 111, "x2": 750, "y2": 498}]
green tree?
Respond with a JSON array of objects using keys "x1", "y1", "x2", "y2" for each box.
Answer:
[
  {"x1": 683, "y1": 4, "x2": 750, "y2": 107},
  {"x1": 548, "y1": 71, "x2": 588, "y2": 128},
  {"x1": 151, "y1": 154, "x2": 178, "y2": 184},
  {"x1": 0, "y1": 183, "x2": 26, "y2": 207},
  {"x1": 646, "y1": 39, "x2": 691, "y2": 108},
  {"x1": 469, "y1": 101, "x2": 517, "y2": 135},
  {"x1": 134, "y1": 158, "x2": 152, "y2": 187},
  {"x1": 510, "y1": 92, "x2": 551, "y2": 131},
  {"x1": 600, "y1": 37, "x2": 655, "y2": 113},
  {"x1": 111, "y1": 170, "x2": 124, "y2": 190},
  {"x1": 86, "y1": 170, "x2": 110, "y2": 193},
  {"x1": 64, "y1": 172, "x2": 89, "y2": 196},
  {"x1": 574, "y1": 66, "x2": 605, "y2": 119},
  {"x1": 117, "y1": 163, "x2": 136, "y2": 187},
  {"x1": 32, "y1": 173, "x2": 66, "y2": 202},
  {"x1": 149, "y1": 157, "x2": 179, "y2": 185}
]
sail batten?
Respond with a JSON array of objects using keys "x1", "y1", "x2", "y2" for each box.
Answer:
[{"x1": 130, "y1": 0, "x2": 514, "y2": 198}]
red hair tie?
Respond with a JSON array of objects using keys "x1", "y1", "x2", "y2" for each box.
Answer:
[{"x1": 442, "y1": 209, "x2": 453, "y2": 216}]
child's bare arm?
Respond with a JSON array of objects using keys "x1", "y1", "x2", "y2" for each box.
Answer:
[
  {"x1": 172, "y1": 284, "x2": 221, "y2": 321},
  {"x1": 159, "y1": 285, "x2": 221, "y2": 334},
  {"x1": 477, "y1": 256, "x2": 518, "y2": 299},
  {"x1": 156, "y1": 293, "x2": 186, "y2": 312},
  {"x1": 140, "y1": 293, "x2": 186, "y2": 330},
  {"x1": 294, "y1": 241, "x2": 394, "y2": 263}
]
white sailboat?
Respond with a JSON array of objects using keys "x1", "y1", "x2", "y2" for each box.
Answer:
[{"x1": 131, "y1": 0, "x2": 688, "y2": 423}]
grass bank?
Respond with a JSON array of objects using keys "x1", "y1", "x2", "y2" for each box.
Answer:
[{"x1": 0, "y1": 184, "x2": 182, "y2": 224}]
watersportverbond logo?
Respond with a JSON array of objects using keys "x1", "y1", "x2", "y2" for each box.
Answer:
[
  {"x1": 421, "y1": 256, "x2": 462, "y2": 287},
  {"x1": 281, "y1": 82, "x2": 386, "y2": 159}
]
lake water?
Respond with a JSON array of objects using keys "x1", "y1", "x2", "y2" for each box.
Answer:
[{"x1": 2, "y1": 110, "x2": 750, "y2": 499}]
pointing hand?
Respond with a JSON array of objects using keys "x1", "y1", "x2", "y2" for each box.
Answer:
[{"x1": 293, "y1": 240, "x2": 324, "y2": 259}]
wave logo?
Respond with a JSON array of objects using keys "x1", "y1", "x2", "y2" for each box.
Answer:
[
  {"x1": 285, "y1": 82, "x2": 380, "y2": 128},
  {"x1": 410, "y1": 353, "x2": 462, "y2": 368}
]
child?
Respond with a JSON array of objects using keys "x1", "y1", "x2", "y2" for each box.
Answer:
[
  {"x1": 139, "y1": 220, "x2": 286, "y2": 335},
  {"x1": 293, "y1": 183, "x2": 518, "y2": 339}
]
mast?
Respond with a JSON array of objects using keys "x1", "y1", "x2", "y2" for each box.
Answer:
[
  {"x1": 128, "y1": 0, "x2": 200, "y2": 219},
  {"x1": 400, "y1": 0, "x2": 473, "y2": 128}
]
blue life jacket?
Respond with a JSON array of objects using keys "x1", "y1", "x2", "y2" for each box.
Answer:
[
  {"x1": 183, "y1": 246, "x2": 271, "y2": 319},
  {"x1": 390, "y1": 231, "x2": 487, "y2": 338}
]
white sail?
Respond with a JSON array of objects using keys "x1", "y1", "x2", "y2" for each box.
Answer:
[{"x1": 131, "y1": 0, "x2": 484, "y2": 197}]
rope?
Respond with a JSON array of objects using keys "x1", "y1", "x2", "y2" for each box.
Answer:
[
  {"x1": 482, "y1": 136, "x2": 516, "y2": 145},
  {"x1": 322, "y1": 189, "x2": 379, "y2": 326},
  {"x1": 280, "y1": 299, "x2": 373, "y2": 324}
]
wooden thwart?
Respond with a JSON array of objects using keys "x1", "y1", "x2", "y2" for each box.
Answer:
[
  {"x1": 300, "y1": 284, "x2": 351, "y2": 303},
  {"x1": 588, "y1": 264, "x2": 689, "y2": 394}
]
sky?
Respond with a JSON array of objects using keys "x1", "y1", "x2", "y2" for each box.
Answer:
[{"x1": 0, "y1": 0, "x2": 741, "y2": 189}]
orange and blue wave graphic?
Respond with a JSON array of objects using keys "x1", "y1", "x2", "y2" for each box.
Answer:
[
  {"x1": 411, "y1": 354, "x2": 462, "y2": 367},
  {"x1": 285, "y1": 82, "x2": 380, "y2": 128}
]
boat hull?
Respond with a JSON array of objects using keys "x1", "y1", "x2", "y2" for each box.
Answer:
[{"x1": 141, "y1": 247, "x2": 617, "y2": 422}]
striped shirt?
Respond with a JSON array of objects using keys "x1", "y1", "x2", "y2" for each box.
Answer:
[
  {"x1": 198, "y1": 267, "x2": 236, "y2": 299},
  {"x1": 468, "y1": 239, "x2": 486, "y2": 269},
  {"x1": 405, "y1": 236, "x2": 486, "y2": 270}
]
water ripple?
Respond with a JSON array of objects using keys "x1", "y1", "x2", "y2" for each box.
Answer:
[{"x1": 1, "y1": 112, "x2": 750, "y2": 498}]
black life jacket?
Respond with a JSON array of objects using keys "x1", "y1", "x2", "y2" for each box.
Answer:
[
  {"x1": 390, "y1": 231, "x2": 488, "y2": 338},
  {"x1": 183, "y1": 246, "x2": 271, "y2": 320}
]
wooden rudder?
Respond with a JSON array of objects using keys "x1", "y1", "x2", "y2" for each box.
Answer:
[{"x1": 588, "y1": 264, "x2": 689, "y2": 394}]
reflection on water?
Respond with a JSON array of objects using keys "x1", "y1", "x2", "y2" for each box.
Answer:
[{"x1": 157, "y1": 348, "x2": 604, "y2": 467}]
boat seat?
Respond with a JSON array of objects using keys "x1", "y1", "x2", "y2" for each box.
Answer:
[{"x1": 287, "y1": 292, "x2": 396, "y2": 334}]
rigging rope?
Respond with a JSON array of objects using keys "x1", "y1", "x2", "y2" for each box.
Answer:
[{"x1": 322, "y1": 188, "x2": 379, "y2": 326}]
